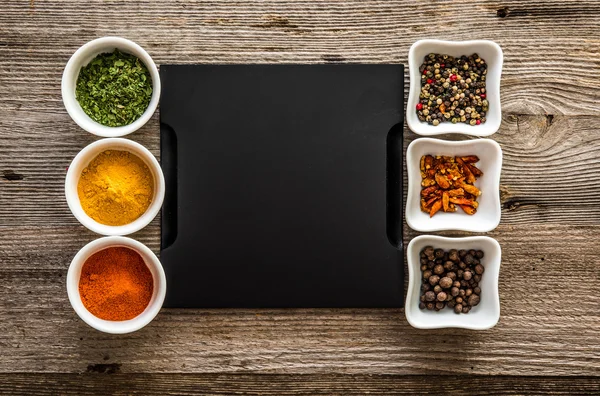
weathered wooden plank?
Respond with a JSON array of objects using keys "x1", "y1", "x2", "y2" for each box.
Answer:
[
  {"x1": 0, "y1": 1, "x2": 600, "y2": 115},
  {"x1": 2, "y1": 114, "x2": 600, "y2": 225},
  {"x1": 1, "y1": 374, "x2": 599, "y2": 395},
  {"x1": 0, "y1": 224, "x2": 598, "y2": 375}
]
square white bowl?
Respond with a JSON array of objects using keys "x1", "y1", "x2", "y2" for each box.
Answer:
[
  {"x1": 405, "y1": 235, "x2": 501, "y2": 330},
  {"x1": 407, "y1": 40, "x2": 503, "y2": 136},
  {"x1": 406, "y1": 137, "x2": 502, "y2": 233}
]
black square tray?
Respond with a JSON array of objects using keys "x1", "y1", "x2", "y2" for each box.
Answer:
[{"x1": 160, "y1": 64, "x2": 404, "y2": 308}]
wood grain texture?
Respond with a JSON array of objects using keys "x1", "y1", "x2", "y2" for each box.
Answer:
[
  {"x1": 0, "y1": 0, "x2": 599, "y2": 389},
  {"x1": 1, "y1": 225, "x2": 599, "y2": 375},
  {"x1": 1, "y1": 374, "x2": 599, "y2": 395}
]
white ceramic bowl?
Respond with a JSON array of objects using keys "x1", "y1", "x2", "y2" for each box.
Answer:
[
  {"x1": 62, "y1": 37, "x2": 161, "y2": 137},
  {"x1": 406, "y1": 137, "x2": 502, "y2": 233},
  {"x1": 65, "y1": 138, "x2": 165, "y2": 235},
  {"x1": 407, "y1": 40, "x2": 503, "y2": 137},
  {"x1": 67, "y1": 236, "x2": 166, "y2": 334},
  {"x1": 405, "y1": 235, "x2": 501, "y2": 330}
]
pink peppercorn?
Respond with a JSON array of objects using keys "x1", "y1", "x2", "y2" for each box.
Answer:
[{"x1": 416, "y1": 103, "x2": 423, "y2": 111}]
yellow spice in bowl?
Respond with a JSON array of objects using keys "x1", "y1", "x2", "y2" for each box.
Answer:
[{"x1": 78, "y1": 150, "x2": 154, "y2": 226}]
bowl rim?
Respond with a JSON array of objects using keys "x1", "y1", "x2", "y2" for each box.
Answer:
[
  {"x1": 61, "y1": 36, "x2": 161, "y2": 137},
  {"x1": 406, "y1": 39, "x2": 503, "y2": 137},
  {"x1": 65, "y1": 137, "x2": 165, "y2": 236},
  {"x1": 66, "y1": 236, "x2": 167, "y2": 334},
  {"x1": 405, "y1": 235, "x2": 501, "y2": 330},
  {"x1": 405, "y1": 137, "x2": 502, "y2": 232}
]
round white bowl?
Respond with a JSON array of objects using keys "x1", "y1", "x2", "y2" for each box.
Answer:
[
  {"x1": 407, "y1": 39, "x2": 503, "y2": 137},
  {"x1": 67, "y1": 236, "x2": 166, "y2": 334},
  {"x1": 405, "y1": 235, "x2": 501, "y2": 330},
  {"x1": 61, "y1": 36, "x2": 161, "y2": 137},
  {"x1": 65, "y1": 138, "x2": 165, "y2": 236}
]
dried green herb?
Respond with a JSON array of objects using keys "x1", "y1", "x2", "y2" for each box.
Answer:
[{"x1": 75, "y1": 49, "x2": 153, "y2": 127}]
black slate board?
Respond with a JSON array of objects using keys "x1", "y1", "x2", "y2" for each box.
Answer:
[{"x1": 160, "y1": 64, "x2": 404, "y2": 308}]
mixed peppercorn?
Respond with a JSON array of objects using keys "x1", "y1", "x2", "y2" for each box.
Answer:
[
  {"x1": 417, "y1": 53, "x2": 488, "y2": 126},
  {"x1": 419, "y1": 246, "x2": 484, "y2": 314}
]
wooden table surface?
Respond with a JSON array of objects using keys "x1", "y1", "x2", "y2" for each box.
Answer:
[{"x1": 1, "y1": 0, "x2": 599, "y2": 394}]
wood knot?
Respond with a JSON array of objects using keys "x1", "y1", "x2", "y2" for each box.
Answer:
[
  {"x1": 322, "y1": 55, "x2": 346, "y2": 63},
  {"x1": 86, "y1": 363, "x2": 122, "y2": 374},
  {"x1": 502, "y1": 198, "x2": 520, "y2": 211},
  {"x1": 3, "y1": 170, "x2": 24, "y2": 181},
  {"x1": 497, "y1": 7, "x2": 509, "y2": 17}
]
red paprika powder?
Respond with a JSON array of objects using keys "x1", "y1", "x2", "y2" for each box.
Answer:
[{"x1": 79, "y1": 247, "x2": 153, "y2": 321}]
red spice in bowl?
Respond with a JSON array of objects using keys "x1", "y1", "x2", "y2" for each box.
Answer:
[{"x1": 79, "y1": 246, "x2": 153, "y2": 321}]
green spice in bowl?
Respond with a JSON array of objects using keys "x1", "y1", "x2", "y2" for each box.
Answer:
[
  {"x1": 76, "y1": 49, "x2": 153, "y2": 127},
  {"x1": 62, "y1": 37, "x2": 161, "y2": 137}
]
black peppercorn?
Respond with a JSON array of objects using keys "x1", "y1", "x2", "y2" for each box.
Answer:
[
  {"x1": 425, "y1": 291, "x2": 436, "y2": 302},
  {"x1": 475, "y1": 250, "x2": 484, "y2": 259},
  {"x1": 468, "y1": 294, "x2": 480, "y2": 306},
  {"x1": 439, "y1": 277, "x2": 453, "y2": 289},
  {"x1": 423, "y1": 246, "x2": 434, "y2": 258},
  {"x1": 418, "y1": 246, "x2": 486, "y2": 315}
]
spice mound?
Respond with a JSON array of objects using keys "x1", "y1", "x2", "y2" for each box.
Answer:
[
  {"x1": 79, "y1": 247, "x2": 153, "y2": 321},
  {"x1": 420, "y1": 154, "x2": 483, "y2": 217},
  {"x1": 419, "y1": 246, "x2": 484, "y2": 314},
  {"x1": 76, "y1": 49, "x2": 153, "y2": 127},
  {"x1": 78, "y1": 150, "x2": 154, "y2": 226},
  {"x1": 417, "y1": 53, "x2": 488, "y2": 126}
]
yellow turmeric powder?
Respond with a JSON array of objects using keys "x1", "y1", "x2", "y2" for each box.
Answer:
[{"x1": 78, "y1": 150, "x2": 154, "y2": 226}]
